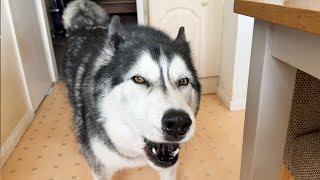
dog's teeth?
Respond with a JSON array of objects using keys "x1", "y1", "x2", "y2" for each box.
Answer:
[
  {"x1": 152, "y1": 148, "x2": 156, "y2": 154},
  {"x1": 173, "y1": 148, "x2": 180, "y2": 157}
]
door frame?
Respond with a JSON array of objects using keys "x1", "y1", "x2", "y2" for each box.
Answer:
[
  {"x1": 35, "y1": 0, "x2": 58, "y2": 82},
  {"x1": 137, "y1": 0, "x2": 149, "y2": 25}
]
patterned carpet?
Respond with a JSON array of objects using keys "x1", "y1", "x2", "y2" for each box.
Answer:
[{"x1": 1, "y1": 82, "x2": 245, "y2": 180}]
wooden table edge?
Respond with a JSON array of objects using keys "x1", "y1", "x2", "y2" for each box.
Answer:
[{"x1": 234, "y1": 0, "x2": 320, "y2": 36}]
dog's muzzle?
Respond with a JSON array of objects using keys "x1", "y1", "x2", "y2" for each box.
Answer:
[{"x1": 143, "y1": 138, "x2": 180, "y2": 168}]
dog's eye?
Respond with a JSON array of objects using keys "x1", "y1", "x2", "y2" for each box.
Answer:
[
  {"x1": 178, "y1": 78, "x2": 189, "y2": 86},
  {"x1": 132, "y1": 76, "x2": 146, "y2": 84}
]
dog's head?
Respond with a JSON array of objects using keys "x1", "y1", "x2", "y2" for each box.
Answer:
[{"x1": 97, "y1": 16, "x2": 201, "y2": 168}]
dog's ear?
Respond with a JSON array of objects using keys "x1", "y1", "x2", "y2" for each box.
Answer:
[
  {"x1": 109, "y1": 16, "x2": 126, "y2": 49},
  {"x1": 109, "y1": 15, "x2": 126, "y2": 38},
  {"x1": 174, "y1": 27, "x2": 191, "y2": 58},
  {"x1": 174, "y1": 27, "x2": 187, "y2": 44}
]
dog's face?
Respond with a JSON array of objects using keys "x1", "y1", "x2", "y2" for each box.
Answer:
[{"x1": 97, "y1": 17, "x2": 201, "y2": 168}]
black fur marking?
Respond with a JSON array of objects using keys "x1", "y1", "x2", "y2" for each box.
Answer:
[
  {"x1": 159, "y1": 66, "x2": 167, "y2": 92},
  {"x1": 149, "y1": 46, "x2": 161, "y2": 60}
]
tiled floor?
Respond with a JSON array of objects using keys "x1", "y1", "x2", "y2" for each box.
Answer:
[{"x1": 1, "y1": 82, "x2": 245, "y2": 180}]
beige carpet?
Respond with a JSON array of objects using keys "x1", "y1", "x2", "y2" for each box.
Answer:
[{"x1": 1, "y1": 82, "x2": 245, "y2": 180}]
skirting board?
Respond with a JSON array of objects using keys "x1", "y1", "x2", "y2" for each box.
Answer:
[
  {"x1": 1, "y1": 110, "x2": 35, "y2": 168},
  {"x1": 217, "y1": 86, "x2": 247, "y2": 111},
  {"x1": 200, "y1": 76, "x2": 218, "y2": 94}
]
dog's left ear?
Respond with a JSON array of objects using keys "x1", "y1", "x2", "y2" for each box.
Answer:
[
  {"x1": 109, "y1": 15, "x2": 126, "y2": 38},
  {"x1": 109, "y1": 16, "x2": 126, "y2": 49},
  {"x1": 174, "y1": 27, "x2": 187, "y2": 44},
  {"x1": 174, "y1": 27, "x2": 191, "y2": 58}
]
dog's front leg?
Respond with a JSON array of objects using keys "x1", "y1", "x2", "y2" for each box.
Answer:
[{"x1": 159, "y1": 166, "x2": 177, "y2": 180}]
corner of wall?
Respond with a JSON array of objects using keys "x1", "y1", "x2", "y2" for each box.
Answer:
[
  {"x1": 217, "y1": 85, "x2": 247, "y2": 111},
  {"x1": 229, "y1": 98, "x2": 247, "y2": 111},
  {"x1": 217, "y1": 2, "x2": 253, "y2": 112},
  {"x1": 217, "y1": 85, "x2": 231, "y2": 110}
]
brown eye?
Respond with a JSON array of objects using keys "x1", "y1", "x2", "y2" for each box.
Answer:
[
  {"x1": 178, "y1": 78, "x2": 189, "y2": 86},
  {"x1": 132, "y1": 76, "x2": 145, "y2": 84}
]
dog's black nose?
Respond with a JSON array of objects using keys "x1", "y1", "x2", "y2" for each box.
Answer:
[{"x1": 162, "y1": 109, "x2": 192, "y2": 141}]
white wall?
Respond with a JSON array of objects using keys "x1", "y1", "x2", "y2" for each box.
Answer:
[
  {"x1": 233, "y1": 15, "x2": 253, "y2": 100},
  {"x1": 217, "y1": 0, "x2": 254, "y2": 111},
  {"x1": 1, "y1": 0, "x2": 35, "y2": 168}
]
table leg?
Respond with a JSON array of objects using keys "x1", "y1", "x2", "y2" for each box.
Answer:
[{"x1": 240, "y1": 20, "x2": 297, "y2": 180}]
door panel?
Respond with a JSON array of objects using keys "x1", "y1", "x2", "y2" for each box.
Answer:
[
  {"x1": 9, "y1": 0, "x2": 52, "y2": 110},
  {"x1": 157, "y1": 8, "x2": 201, "y2": 72},
  {"x1": 149, "y1": 0, "x2": 222, "y2": 79}
]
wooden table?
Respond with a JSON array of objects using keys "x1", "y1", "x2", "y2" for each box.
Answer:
[{"x1": 234, "y1": 1, "x2": 320, "y2": 179}]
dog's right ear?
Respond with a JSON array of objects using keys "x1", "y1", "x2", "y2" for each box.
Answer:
[{"x1": 109, "y1": 15, "x2": 126, "y2": 38}]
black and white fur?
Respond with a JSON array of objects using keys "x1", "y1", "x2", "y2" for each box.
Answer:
[{"x1": 63, "y1": 0, "x2": 201, "y2": 179}]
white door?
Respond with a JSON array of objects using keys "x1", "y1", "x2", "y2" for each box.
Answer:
[
  {"x1": 148, "y1": 0, "x2": 222, "y2": 80},
  {"x1": 9, "y1": 0, "x2": 52, "y2": 110}
]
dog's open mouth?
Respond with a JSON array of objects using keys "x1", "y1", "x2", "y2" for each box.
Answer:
[{"x1": 143, "y1": 138, "x2": 180, "y2": 168}]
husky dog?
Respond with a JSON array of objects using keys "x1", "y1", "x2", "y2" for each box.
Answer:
[{"x1": 63, "y1": 0, "x2": 201, "y2": 179}]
